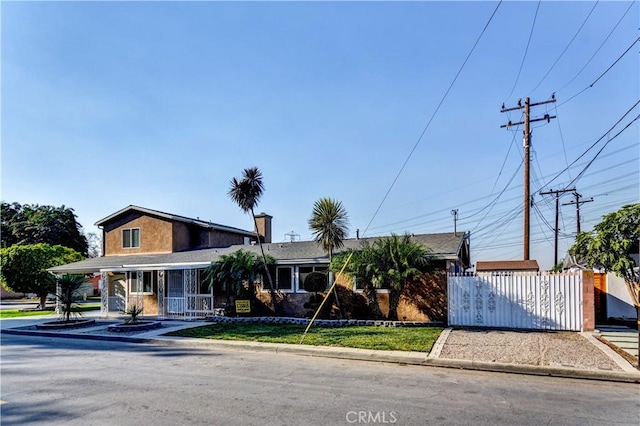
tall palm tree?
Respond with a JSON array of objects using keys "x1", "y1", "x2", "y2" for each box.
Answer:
[
  {"x1": 309, "y1": 197, "x2": 349, "y2": 318},
  {"x1": 228, "y1": 167, "x2": 279, "y2": 314},
  {"x1": 308, "y1": 198, "x2": 349, "y2": 264}
]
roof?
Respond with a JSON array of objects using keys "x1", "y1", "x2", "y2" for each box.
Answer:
[
  {"x1": 95, "y1": 205, "x2": 254, "y2": 237},
  {"x1": 49, "y1": 232, "x2": 468, "y2": 274},
  {"x1": 476, "y1": 260, "x2": 540, "y2": 272}
]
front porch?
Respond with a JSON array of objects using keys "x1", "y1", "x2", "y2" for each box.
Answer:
[{"x1": 100, "y1": 268, "x2": 218, "y2": 320}]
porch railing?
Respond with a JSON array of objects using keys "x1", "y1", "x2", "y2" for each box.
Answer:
[{"x1": 108, "y1": 296, "x2": 126, "y2": 313}]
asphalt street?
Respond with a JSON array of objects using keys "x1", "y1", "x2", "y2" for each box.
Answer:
[{"x1": 1, "y1": 334, "x2": 638, "y2": 426}]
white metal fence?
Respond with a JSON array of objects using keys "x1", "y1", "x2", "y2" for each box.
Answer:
[{"x1": 448, "y1": 272, "x2": 583, "y2": 331}]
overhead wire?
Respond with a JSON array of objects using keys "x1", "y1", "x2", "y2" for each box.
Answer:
[
  {"x1": 529, "y1": 1, "x2": 599, "y2": 94},
  {"x1": 361, "y1": 0, "x2": 503, "y2": 237},
  {"x1": 565, "y1": 113, "x2": 640, "y2": 188},
  {"x1": 556, "y1": 1, "x2": 635, "y2": 92},
  {"x1": 505, "y1": 0, "x2": 541, "y2": 100},
  {"x1": 556, "y1": 36, "x2": 640, "y2": 109},
  {"x1": 540, "y1": 99, "x2": 640, "y2": 190}
]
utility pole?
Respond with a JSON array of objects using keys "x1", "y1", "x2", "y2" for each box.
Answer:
[
  {"x1": 562, "y1": 192, "x2": 594, "y2": 234},
  {"x1": 451, "y1": 209, "x2": 458, "y2": 236},
  {"x1": 540, "y1": 187, "x2": 575, "y2": 266},
  {"x1": 501, "y1": 95, "x2": 557, "y2": 260}
]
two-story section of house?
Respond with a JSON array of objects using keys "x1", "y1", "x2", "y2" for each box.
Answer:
[
  {"x1": 50, "y1": 205, "x2": 266, "y2": 318},
  {"x1": 98, "y1": 205, "x2": 262, "y2": 256}
]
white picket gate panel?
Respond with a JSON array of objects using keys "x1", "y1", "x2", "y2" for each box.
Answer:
[{"x1": 448, "y1": 272, "x2": 583, "y2": 331}]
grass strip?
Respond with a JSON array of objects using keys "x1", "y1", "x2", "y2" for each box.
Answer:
[
  {"x1": 0, "y1": 303, "x2": 101, "y2": 319},
  {"x1": 167, "y1": 323, "x2": 442, "y2": 352}
]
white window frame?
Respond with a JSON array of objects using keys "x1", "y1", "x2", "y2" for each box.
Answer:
[
  {"x1": 296, "y1": 264, "x2": 329, "y2": 293},
  {"x1": 122, "y1": 228, "x2": 140, "y2": 249},
  {"x1": 129, "y1": 271, "x2": 154, "y2": 295},
  {"x1": 275, "y1": 266, "x2": 294, "y2": 293}
]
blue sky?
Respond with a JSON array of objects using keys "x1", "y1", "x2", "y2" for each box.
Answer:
[{"x1": 2, "y1": 1, "x2": 638, "y2": 269}]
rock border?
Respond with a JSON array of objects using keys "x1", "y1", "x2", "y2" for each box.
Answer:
[
  {"x1": 204, "y1": 316, "x2": 443, "y2": 328},
  {"x1": 107, "y1": 321, "x2": 162, "y2": 333},
  {"x1": 35, "y1": 319, "x2": 96, "y2": 330}
]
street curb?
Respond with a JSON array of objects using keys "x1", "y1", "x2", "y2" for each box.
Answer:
[
  {"x1": 4, "y1": 327, "x2": 640, "y2": 383},
  {"x1": 0, "y1": 328, "x2": 152, "y2": 344},
  {"x1": 428, "y1": 327, "x2": 451, "y2": 359}
]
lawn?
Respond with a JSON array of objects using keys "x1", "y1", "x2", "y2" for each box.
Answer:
[
  {"x1": 167, "y1": 323, "x2": 443, "y2": 352},
  {"x1": 0, "y1": 303, "x2": 101, "y2": 319}
]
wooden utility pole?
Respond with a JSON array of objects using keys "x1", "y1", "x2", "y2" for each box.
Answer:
[
  {"x1": 540, "y1": 187, "x2": 575, "y2": 266},
  {"x1": 501, "y1": 95, "x2": 556, "y2": 260},
  {"x1": 451, "y1": 209, "x2": 458, "y2": 236},
  {"x1": 562, "y1": 192, "x2": 594, "y2": 234}
]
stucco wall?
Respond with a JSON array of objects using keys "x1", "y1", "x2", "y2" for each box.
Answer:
[
  {"x1": 104, "y1": 212, "x2": 173, "y2": 255},
  {"x1": 606, "y1": 272, "x2": 636, "y2": 319}
]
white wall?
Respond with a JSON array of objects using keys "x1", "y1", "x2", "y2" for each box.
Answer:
[{"x1": 606, "y1": 272, "x2": 636, "y2": 319}]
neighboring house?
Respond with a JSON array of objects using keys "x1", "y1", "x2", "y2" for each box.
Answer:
[
  {"x1": 475, "y1": 260, "x2": 540, "y2": 274},
  {"x1": 562, "y1": 252, "x2": 638, "y2": 322},
  {"x1": 49, "y1": 205, "x2": 470, "y2": 321}
]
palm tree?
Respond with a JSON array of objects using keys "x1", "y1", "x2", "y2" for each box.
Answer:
[
  {"x1": 371, "y1": 234, "x2": 433, "y2": 321},
  {"x1": 332, "y1": 246, "x2": 384, "y2": 319},
  {"x1": 309, "y1": 198, "x2": 349, "y2": 318},
  {"x1": 56, "y1": 274, "x2": 86, "y2": 322},
  {"x1": 205, "y1": 250, "x2": 274, "y2": 313},
  {"x1": 228, "y1": 167, "x2": 279, "y2": 314},
  {"x1": 308, "y1": 198, "x2": 349, "y2": 264}
]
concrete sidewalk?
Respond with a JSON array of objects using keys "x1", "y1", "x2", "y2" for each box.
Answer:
[
  {"x1": 596, "y1": 325, "x2": 639, "y2": 358},
  {"x1": 2, "y1": 316, "x2": 639, "y2": 383}
]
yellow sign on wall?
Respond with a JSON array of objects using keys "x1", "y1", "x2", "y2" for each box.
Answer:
[{"x1": 235, "y1": 299, "x2": 251, "y2": 314}]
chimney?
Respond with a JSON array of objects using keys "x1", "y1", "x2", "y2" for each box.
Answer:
[{"x1": 254, "y1": 212, "x2": 273, "y2": 244}]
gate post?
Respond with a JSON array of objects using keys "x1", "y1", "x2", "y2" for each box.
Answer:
[{"x1": 581, "y1": 270, "x2": 595, "y2": 331}]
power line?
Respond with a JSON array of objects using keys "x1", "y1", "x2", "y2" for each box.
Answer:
[
  {"x1": 565, "y1": 113, "x2": 640, "y2": 188},
  {"x1": 505, "y1": 0, "x2": 541, "y2": 100},
  {"x1": 529, "y1": 1, "x2": 599, "y2": 94},
  {"x1": 556, "y1": 1, "x2": 635, "y2": 93},
  {"x1": 541, "y1": 99, "x2": 640, "y2": 190},
  {"x1": 361, "y1": 0, "x2": 503, "y2": 237},
  {"x1": 557, "y1": 36, "x2": 640, "y2": 108}
]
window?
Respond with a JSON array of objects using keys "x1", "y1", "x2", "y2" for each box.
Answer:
[
  {"x1": 130, "y1": 271, "x2": 154, "y2": 294},
  {"x1": 276, "y1": 267, "x2": 292, "y2": 291},
  {"x1": 122, "y1": 228, "x2": 140, "y2": 248},
  {"x1": 298, "y1": 265, "x2": 328, "y2": 292}
]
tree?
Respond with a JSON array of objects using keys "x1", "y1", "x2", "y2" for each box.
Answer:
[
  {"x1": 308, "y1": 198, "x2": 349, "y2": 264},
  {"x1": 56, "y1": 274, "x2": 86, "y2": 322},
  {"x1": 370, "y1": 234, "x2": 434, "y2": 321},
  {"x1": 332, "y1": 234, "x2": 434, "y2": 320},
  {"x1": 86, "y1": 232, "x2": 102, "y2": 258},
  {"x1": 332, "y1": 245, "x2": 384, "y2": 319},
  {"x1": 309, "y1": 197, "x2": 349, "y2": 318},
  {"x1": 227, "y1": 168, "x2": 279, "y2": 314},
  {"x1": 0, "y1": 244, "x2": 84, "y2": 309},
  {"x1": 1, "y1": 202, "x2": 89, "y2": 256},
  {"x1": 205, "y1": 250, "x2": 274, "y2": 313},
  {"x1": 569, "y1": 203, "x2": 639, "y2": 306}
]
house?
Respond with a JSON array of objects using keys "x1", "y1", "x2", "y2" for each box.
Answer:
[
  {"x1": 49, "y1": 205, "x2": 470, "y2": 321},
  {"x1": 475, "y1": 260, "x2": 540, "y2": 274}
]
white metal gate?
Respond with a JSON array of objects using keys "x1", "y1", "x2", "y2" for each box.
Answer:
[
  {"x1": 166, "y1": 270, "x2": 185, "y2": 318},
  {"x1": 448, "y1": 272, "x2": 583, "y2": 331},
  {"x1": 163, "y1": 269, "x2": 214, "y2": 319}
]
